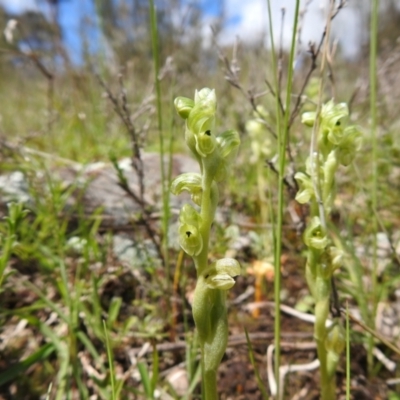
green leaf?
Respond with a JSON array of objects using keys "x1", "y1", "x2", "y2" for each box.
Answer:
[
  {"x1": 137, "y1": 362, "x2": 153, "y2": 399},
  {"x1": 0, "y1": 343, "x2": 55, "y2": 386},
  {"x1": 107, "y1": 296, "x2": 122, "y2": 328}
]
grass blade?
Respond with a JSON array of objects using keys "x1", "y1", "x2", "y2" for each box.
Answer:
[{"x1": 0, "y1": 343, "x2": 55, "y2": 386}]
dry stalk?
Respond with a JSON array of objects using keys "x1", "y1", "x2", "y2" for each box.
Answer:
[{"x1": 94, "y1": 71, "x2": 164, "y2": 266}]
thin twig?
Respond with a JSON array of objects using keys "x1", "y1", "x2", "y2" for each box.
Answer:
[
  {"x1": 94, "y1": 70, "x2": 164, "y2": 265},
  {"x1": 212, "y1": 32, "x2": 278, "y2": 139},
  {"x1": 288, "y1": 0, "x2": 346, "y2": 128}
]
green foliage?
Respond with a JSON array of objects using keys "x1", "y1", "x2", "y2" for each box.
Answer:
[{"x1": 0, "y1": 202, "x2": 29, "y2": 288}]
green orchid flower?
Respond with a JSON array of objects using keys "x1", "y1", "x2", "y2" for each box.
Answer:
[
  {"x1": 294, "y1": 171, "x2": 314, "y2": 204},
  {"x1": 174, "y1": 96, "x2": 195, "y2": 119},
  {"x1": 202, "y1": 258, "x2": 241, "y2": 290},
  {"x1": 187, "y1": 88, "x2": 216, "y2": 134},
  {"x1": 195, "y1": 130, "x2": 217, "y2": 157},
  {"x1": 178, "y1": 204, "x2": 203, "y2": 256},
  {"x1": 304, "y1": 216, "x2": 329, "y2": 250},
  {"x1": 171, "y1": 173, "x2": 202, "y2": 206},
  {"x1": 335, "y1": 125, "x2": 362, "y2": 166}
]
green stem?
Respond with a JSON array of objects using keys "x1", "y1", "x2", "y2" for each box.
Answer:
[
  {"x1": 267, "y1": 2, "x2": 301, "y2": 393},
  {"x1": 369, "y1": 0, "x2": 379, "y2": 376},
  {"x1": 265, "y1": 1, "x2": 282, "y2": 389},
  {"x1": 197, "y1": 163, "x2": 218, "y2": 275},
  {"x1": 314, "y1": 276, "x2": 335, "y2": 400},
  {"x1": 203, "y1": 369, "x2": 218, "y2": 400},
  {"x1": 193, "y1": 281, "x2": 227, "y2": 400},
  {"x1": 149, "y1": 0, "x2": 170, "y2": 273},
  {"x1": 318, "y1": 350, "x2": 335, "y2": 400}
]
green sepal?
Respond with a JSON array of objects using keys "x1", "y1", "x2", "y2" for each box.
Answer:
[
  {"x1": 184, "y1": 126, "x2": 202, "y2": 166},
  {"x1": 202, "y1": 258, "x2": 241, "y2": 290},
  {"x1": 304, "y1": 216, "x2": 329, "y2": 250},
  {"x1": 217, "y1": 129, "x2": 240, "y2": 162},
  {"x1": 195, "y1": 130, "x2": 217, "y2": 158},
  {"x1": 325, "y1": 320, "x2": 346, "y2": 355},
  {"x1": 187, "y1": 89, "x2": 216, "y2": 134},
  {"x1": 170, "y1": 173, "x2": 202, "y2": 206},
  {"x1": 179, "y1": 203, "x2": 201, "y2": 225},
  {"x1": 194, "y1": 87, "x2": 216, "y2": 106},
  {"x1": 335, "y1": 125, "x2": 362, "y2": 166},
  {"x1": 328, "y1": 246, "x2": 343, "y2": 272},
  {"x1": 302, "y1": 111, "x2": 317, "y2": 127},
  {"x1": 174, "y1": 97, "x2": 194, "y2": 119},
  {"x1": 178, "y1": 204, "x2": 203, "y2": 256},
  {"x1": 320, "y1": 100, "x2": 348, "y2": 130},
  {"x1": 187, "y1": 108, "x2": 215, "y2": 136},
  {"x1": 178, "y1": 223, "x2": 203, "y2": 256},
  {"x1": 294, "y1": 171, "x2": 314, "y2": 204},
  {"x1": 322, "y1": 150, "x2": 339, "y2": 209}
]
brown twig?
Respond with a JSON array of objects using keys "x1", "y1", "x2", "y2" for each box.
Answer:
[
  {"x1": 129, "y1": 331, "x2": 314, "y2": 356},
  {"x1": 94, "y1": 70, "x2": 164, "y2": 266},
  {"x1": 212, "y1": 32, "x2": 277, "y2": 139},
  {"x1": 288, "y1": 0, "x2": 346, "y2": 127}
]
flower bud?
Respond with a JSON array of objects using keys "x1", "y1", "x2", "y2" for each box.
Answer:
[
  {"x1": 188, "y1": 89, "x2": 216, "y2": 134},
  {"x1": 194, "y1": 88, "x2": 216, "y2": 107},
  {"x1": 318, "y1": 251, "x2": 334, "y2": 279},
  {"x1": 246, "y1": 119, "x2": 264, "y2": 138},
  {"x1": 302, "y1": 111, "x2": 317, "y2": 127},
  {"x1": 325, "y1": 321, "x2": 346, "y2": 355},
  {"x1": 174, "y1": 97, "x2": 194, "y2": 119}
]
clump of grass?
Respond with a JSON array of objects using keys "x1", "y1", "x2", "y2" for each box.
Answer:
[{"x1": 0, "y1": 202, "x2": 29, "y2": 288}]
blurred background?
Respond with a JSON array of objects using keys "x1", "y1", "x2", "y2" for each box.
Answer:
[
  {"x1": 1, "y1": 0, "x2": 400, "y2": 161},
  {"x1": 0, "y1": 0, "x2": 397, "y2": 66}
]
